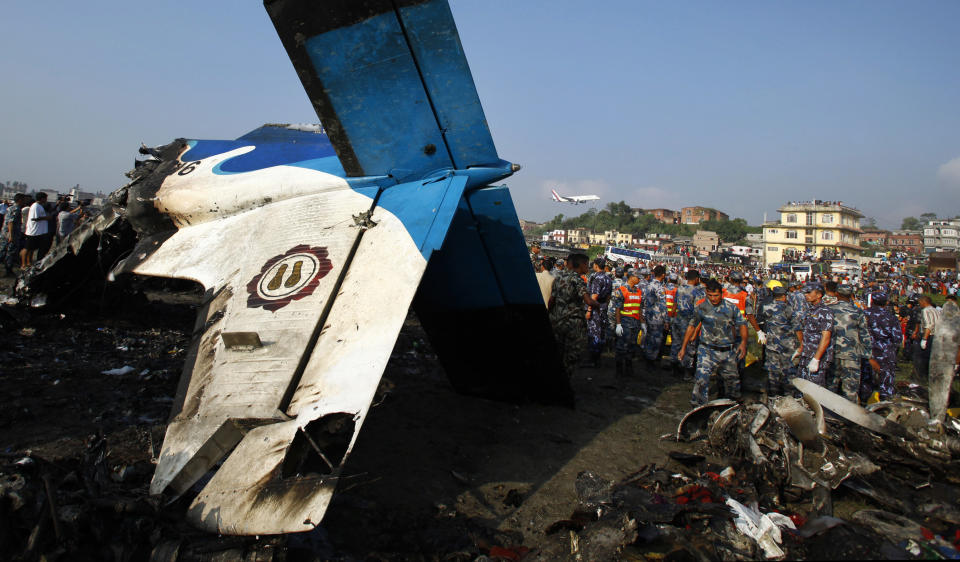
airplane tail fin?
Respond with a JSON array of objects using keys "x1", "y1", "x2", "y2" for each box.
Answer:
[
  {"x1": 551, "y1": 189, "x2": 562, "y2": 201},
  {"x1": 266, "y1": 0, "x2": 502, "y2": 182}
]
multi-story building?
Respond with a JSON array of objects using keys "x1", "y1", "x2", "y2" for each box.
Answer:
[
  {"x1": 693, "y1": 230, "x2": 719, "y2": 254},
  {"x1": 566, "y1": 228, "x2": 588, "y2": 245},
  {"x1": 681, "y1": 206, "x2": 729, "y2": 224},
  {"x1": 762, "y1": 200, "x2": 863, "y2": 265},
  {"x1": 923, "y1": 220, "x2": 960, "y2": 254},
  {"x1": 588, "y1": 233, "x2": 606, "y2": 245},
  {"x1": 887, "y1": 230, "x2": 923, "y2": 254},
  {"x1": 636, "y1": 208, "x2": 679, "y2": 224}
]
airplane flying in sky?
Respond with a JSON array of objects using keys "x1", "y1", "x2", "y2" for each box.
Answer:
[
  {"x1": 22, "y1": 0, "x2": 572, "y2": 536},
  {"x1": 551, "y1": 189, "x2": 600, "y2": 204}
]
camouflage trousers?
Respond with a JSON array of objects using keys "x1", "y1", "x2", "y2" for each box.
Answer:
[
  {"x1": 587, "y1": 305, "x2": 607, "y2": 355},
  {"x1": 642, "y1": 321, "x2": 665, "y2": 361},
  {"x1": 670, "y1": 316, "x2": 698, "y2": 368},
  {"x1": 764, "y1": 349, "x2": 796, "y2": 395},
  {"x1": 861, "y1": 358, "x2": 895, "y2": 401},
  {"x1": 1, "y1": 235, "x2": 20, "y2": 270},
  {"x1": 692, "y1": 346, "x2": 740, "y2": 406},
  {"x1": 615, "y1": 316, "x2": 642, "y2": 360},
  {"x1": 554, "y1": 321, "x2": 586, "y2": 380},
  {"x1": 831, "y1": 358, "x2": 862, "y2": 403},
  {"x1": 798, "y1": 356, "x2": 831, "y2": 388}
]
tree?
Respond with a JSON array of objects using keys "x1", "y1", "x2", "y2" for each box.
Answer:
[
  {"x1": 862, "y1": 217, "x2": 878, "y2": 229},
  {"x1": 920, "y1": 212, "x2": 937, "y2": 222},
  {"x1": 901, "y1": 217, "x2": 922, "y2": 230}
]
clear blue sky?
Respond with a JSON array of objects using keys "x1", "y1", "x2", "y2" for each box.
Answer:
[{"x1": 1, "y1": 1, "x2": 958, "y2": 229}]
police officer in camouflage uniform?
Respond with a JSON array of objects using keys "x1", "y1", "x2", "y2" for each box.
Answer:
[
  {"x1": 2, "y1": 194, "x2": 25, "y2": 276},
  {"x1": 671, "y1": 269, "x2": 704, "y2": 381},
  {"x1": 862, "y1": 291, "x2": 902, "y2": 400},
  {"x1": 796, "y1": 282, "x2": 834, "y2": 388},
  {"x1": 529, "y1": 240, "x2": 542, "y2": 271},
  {"x1": 828, "y1": 285, "x2": 879, "y2": 402},
  {"x1": 680, "y1": 279, "x2": 748, "y2": 406},
  {"x1": 612, "y1": 268, "x2": 644, "y2": 376},
  {"x1": 757, "y1": 285, "x2": 800, "y2": 396},
  {"x1": 641, "y1": 265, "x2": 669, "y2": 367},
  {"x1": 787, "y1": 280, "x2": 810, "y2": 323},
  {"x1": 549, "y1": 253, "x2": 601, "y2": 380}
]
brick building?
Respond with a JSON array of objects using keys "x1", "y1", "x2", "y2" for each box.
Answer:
[
  {"x1": 887, "y1": 230, "x2": 923, "y2": 254},
  {"x1": 860, "y1": 230, "x2": 889, "y2": 246},
  {"x1": 681, "y1": 206, "x2": 729, "y2": 224}
]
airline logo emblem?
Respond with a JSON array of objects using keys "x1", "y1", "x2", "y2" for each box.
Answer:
[{"x1": 247, "y1": 245, "x2": 332, "y2": 311}]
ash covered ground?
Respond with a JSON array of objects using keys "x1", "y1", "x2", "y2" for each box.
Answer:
[{"x1": 1, "y1": 275, "x2": 958, "y2": 561}]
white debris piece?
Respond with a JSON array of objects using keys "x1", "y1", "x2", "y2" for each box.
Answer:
[
  {"x1": 102, "y1": 366, "x2": 136, "y2": 376},
  {"x1": 726, "y1": 498, "x2": 796, "y2": 559}
]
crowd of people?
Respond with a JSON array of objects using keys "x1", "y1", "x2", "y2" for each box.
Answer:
[
  {"x1": 530, "y1": 241, "x2": 960, "y2": 420},
  {"x1": 0, "y1": 193, "x2": 87, "y2": 277}
]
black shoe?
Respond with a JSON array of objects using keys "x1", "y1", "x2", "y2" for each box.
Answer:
[{"x1": 682, "y1": 367, "x2": 695, "y2": 382}]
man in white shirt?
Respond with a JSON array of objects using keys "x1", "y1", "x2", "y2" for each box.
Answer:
[
  {"x1": 24, "y1": 192, "x2": 54, "y2": 266},
  {"x1": 914, "y1": 295, "x2": 941, "y2": 381}
]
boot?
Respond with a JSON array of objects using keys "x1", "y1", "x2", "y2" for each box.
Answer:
[
  {"x1": 615, "y1": 358, "x2": 624, "y2": 377},
  {"x1": 683, "y1": 367, "x2": 695, "y2": 382},
  {"x1": 624, "y1": 359, "x2": 634, "y2": 377},
  {"x1": 671, "y1": 362, "x2": 681, "y2": 378}
]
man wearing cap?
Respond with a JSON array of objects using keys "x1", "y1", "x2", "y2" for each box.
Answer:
[
  {"x1": 585, "y1": 257, "x2": 613, "y2": 367},
  {"x1": 549, "y1": 253, "x2": 602, "y2": 380},
  {"x1": 829, "y1": 285, "x2": 878, "y2": 402},
  {"x1": 862, "y1": 291, "x2": 902, "y2": 400},
  {"x1": 641, "y1": 265, "x2": 669, "y2": 368},
  {"x1": 529, "y1": 241, "x2": 542, "y2": 270},
  {"x1": 679, "y1": 279, "x2": 748, "y2": 406},
  {"x1": 612, "y1": 268, "x2": 644, "y2": 376},
  {"x1": 671, "y1": 269, "x2": 704, "y2": 380},
  {"x1": 787, "y1": 280, "x2": 810, "y2": 323},
  {"x1": 795, "y1": 282, "x2": 835, "y2": 388},
  {"x1": 756, "y1": 285, "x2": 801, "y2": 396}
]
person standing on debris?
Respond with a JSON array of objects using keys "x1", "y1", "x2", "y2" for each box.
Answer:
[
  {"x1": 756, "y1": 285, "x2": 800, "y2": 397},
  {"x1": 548, "y1": 253, "x2": 601, "y2": 380},
  {"x1": 641, "y1": 265, "x2": 669, "y2": 369},
  {"x1": 612, "y1": 269, "x2": 644, "y2": 376},
  {"x1": 795, "y1": 282, "x2": 834, "y2": 388},
  {"x1": 2, "y1": 194, "x2": 26, "y2": 276},
  {"x1": 862, "y1": 292, "x2": 902, "y2": 401},
  {"x1": 829, "y1": 285, "x2": 879, "y2": 403},
  {"x1": 24, "y1": 192, "x2": 55, "y2": 266},
  {"x1": 671, "y1": 270, "x2": 704, "y2": 381},
  {"x1": 585, "y1": 257, "x2": 612, "y2": 367},
  {"x1": 679, "y1": 278, "x2": 748, "y2": 406},
  {"x1": 914, "y1": 295, "x2": 940, "y2": 382},
  {"x1": 56, "y1": 201, "x2": 84, "y2": 244}
]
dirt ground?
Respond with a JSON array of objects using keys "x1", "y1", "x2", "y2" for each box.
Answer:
[{"x1": 0, "y1": 274, "x2": 944, "y2": 560}]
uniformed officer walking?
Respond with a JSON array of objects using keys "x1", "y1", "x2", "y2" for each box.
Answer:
[
  {"x1": 679, "y1": 279, "x2": 748, "y2": 406},
  {"x1": 756, "y1": 285, "x2": 800, "y2": 396},
  {"x1": 549, "y1": 253, "x2": 602, "y2": 380},
  {"x1": 641, "y1": 265, "x2": 669, "y2": 368},
  {"x1": 671, "y1": 269, "x2": 704, "y2": 380},
  {"x1": 828, "y1": 285, "x2": 879, "y2": 402},
  {"x1": 862, "y1": 292, "x2": 902, "y2": 400},
  {"x1": 612, "y1": 269, "x2": 644, "y2": 376},
  {"x1": 796, "y1": 282, "x2": 835, "y2": 388}
]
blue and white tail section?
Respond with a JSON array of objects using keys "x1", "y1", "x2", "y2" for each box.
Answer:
[{"x1": 81, "y1": 0, "x2": 572, "y2": 535}]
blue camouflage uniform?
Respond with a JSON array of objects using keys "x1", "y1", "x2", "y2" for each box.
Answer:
[
  {"x1": 788, "y1": 288, "x2": 810, "y2": 322},
  {"x1": 798, "y1": 302, "x2": 835, "y2": 387},
  {"x1": 690, "y1": 298, "x2": 746, "y2": 405},
  {"x1": 757, "y1": 298, "x2": 800, "y2": 395},
  {"x1": 642, "y1": 278, "x2": 668, "y2": 361},
  {"x1": 671, "y1": 282, "x2": 705, "y2": 370},
  {"x1": 549, "y1": 270, "x2": 588, "y2": 379},
  {"x1": 863, "y1": 299, "x2": 902, "y2": 399},
  {"x1": 586, "y1": 270, "x2": 613, "y2": 358},
  {"x1": 2, "y1": 202, "x2": 22, "y2": 271}
]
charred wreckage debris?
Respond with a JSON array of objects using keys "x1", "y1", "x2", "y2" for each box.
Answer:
[{"x1": 533, "y1": 379, "x2": 960, "y2": 560}]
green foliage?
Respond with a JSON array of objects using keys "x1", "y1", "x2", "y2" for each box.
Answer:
[
  {"x1": 862, "y1": 217, "x2": 878, "y2": 228},
  {"x1": 901, "y1": 217, "x2": 922, "y2": 230},
  {"x1": 920, "y1": 212, "x2": 937, "y2": 222}
]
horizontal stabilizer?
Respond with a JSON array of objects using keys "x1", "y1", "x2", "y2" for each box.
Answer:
[{"x1": 265, "y1": 0, "x2": 499, "y2": 181}]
